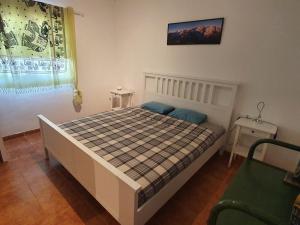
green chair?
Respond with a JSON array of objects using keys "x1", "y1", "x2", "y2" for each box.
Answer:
[{"x1": 208, "y1": 139, "x2": 300, "y2": 225}]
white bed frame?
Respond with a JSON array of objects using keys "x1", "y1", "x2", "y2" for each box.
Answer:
[{"x1": 38, "y1": 72, "x2": 238, "y2": 225}]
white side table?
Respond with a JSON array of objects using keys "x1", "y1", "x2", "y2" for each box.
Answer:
[
  {"x1": 110, "y1": 89, "x2": 135, "y2": 111},
  {"x1": 228, "y1": 118, "x2": 277, "y2": 167}
]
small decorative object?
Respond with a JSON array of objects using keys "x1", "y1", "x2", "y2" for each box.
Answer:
[
  {"x1": 117, "y1": 86, "x2": 123, "y2": 91},
  {"x1": 167, "y1": 18, "x2": 224, "y2": 45},
  {"x1": 254, "y1": 101, "x2": 265, "y2": 124},
  {"x1": 73, "y1": 89, "x2": 82, "y2": 112}
]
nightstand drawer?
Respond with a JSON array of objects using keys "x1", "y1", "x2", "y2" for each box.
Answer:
[{"x1": 240, "y1": 127, "x2": 269, "y2": 138}]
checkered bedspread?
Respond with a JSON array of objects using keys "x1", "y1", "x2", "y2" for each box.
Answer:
[{"x1": 59, "y1": 107, "x2": 217, "y2": 207}]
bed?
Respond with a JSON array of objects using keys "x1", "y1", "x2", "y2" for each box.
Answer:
[{"x1": 38, "y1": 72, "x2": 238, "y2": 225}]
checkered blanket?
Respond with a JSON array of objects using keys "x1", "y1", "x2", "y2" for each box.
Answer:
[{"x1": 59, "y1": 107, "x2": 217, "y2": 207}]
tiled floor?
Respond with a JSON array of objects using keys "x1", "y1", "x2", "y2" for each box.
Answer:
[{"x1": 1, "y1": 132, "x2": 243, "y2": 225}]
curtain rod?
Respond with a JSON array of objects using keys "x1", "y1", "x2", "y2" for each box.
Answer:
[{"x1": 39, "y1": 1, "x2": 84, "y2": 17}]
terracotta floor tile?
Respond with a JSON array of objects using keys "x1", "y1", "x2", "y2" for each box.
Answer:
[
  {"x1": 0, "y1": 206, "x2": 18, "y2": 225},
  {"x1": 83, "y1": 216, "x2": 109, "y2": 225},
  {"x1": 4, "y1": 137, "x2": 27, "y2": 149},
  {"x1": 11, "y1": 201, "x2": 44, "y2": 225},
  {"x1": 38, "y1": 209, "x2": 84, "y2": 225},
  {"x1": 24, "y1": 132, "x2": 41, "y2": 144}
]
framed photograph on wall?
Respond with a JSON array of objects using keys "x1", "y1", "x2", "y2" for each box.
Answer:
[{"x1": 167, "y1": 18, "x2": 224, "y2": 45}]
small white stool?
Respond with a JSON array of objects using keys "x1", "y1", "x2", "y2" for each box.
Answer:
[{"x1": 110, "y1": 89, "x2": 135, "y2": 111}]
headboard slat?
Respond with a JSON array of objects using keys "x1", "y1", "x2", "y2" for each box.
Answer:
[
  {"x1": 200, "y1": 84, "x2": 207, "y2": 104},
  {"x1": 143, "y1": 72, "x2": 238, "y2": 131}
]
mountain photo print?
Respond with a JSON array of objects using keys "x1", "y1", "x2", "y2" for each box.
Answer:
[{"x1": 167, "y1": 18, "x2": 224, "y2": 45}]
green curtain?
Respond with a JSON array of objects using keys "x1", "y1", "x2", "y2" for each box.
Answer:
[
  {"x1": 64, "y1": 7, "x2": 82, "y2": 105},
  {"x1": 0, "y1": 0, "x2": 81, "y2": 104}
]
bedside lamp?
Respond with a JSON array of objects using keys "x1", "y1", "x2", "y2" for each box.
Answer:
[{"x1": 254, "y1": 101, "x2": 265, "y2": 124}]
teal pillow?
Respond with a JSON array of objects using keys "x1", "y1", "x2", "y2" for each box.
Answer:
[
  {"x1": 168, "y1": 108, "x2": 207, "y2": 124},
  {"x1": 142, "y1": 102, "x2": 175, "y2": 115}
]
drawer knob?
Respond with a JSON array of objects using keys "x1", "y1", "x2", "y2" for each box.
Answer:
[{"x1": 251, "y1": 130, "x2": 255, "y2": 133}]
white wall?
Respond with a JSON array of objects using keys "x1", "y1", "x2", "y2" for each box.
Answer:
[
  {"x1": 114, "y1": 0, "x2": 300, "y2": 171},
  {"x1": 0, "y1": 0, "x2": 117, "y2": 136}
]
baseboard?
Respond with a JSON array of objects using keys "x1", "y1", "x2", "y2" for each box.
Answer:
[{"x1": 3, "y1": 129, "x2": 40, "y2": 141}]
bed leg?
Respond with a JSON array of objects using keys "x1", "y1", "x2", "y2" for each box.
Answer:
[
  {"x1": 44, "y1": 147, "x2": 49, "y2": 160},
  {"x1": 119, "y1": 180, "x2": 139, "y2": 225}
]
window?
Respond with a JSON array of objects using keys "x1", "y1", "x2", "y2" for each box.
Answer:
[{"x1": 0, "y1": 0, "x2": 81, "y2": 104}]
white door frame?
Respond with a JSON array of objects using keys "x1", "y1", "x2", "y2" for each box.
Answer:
[{"x1": 0, "y1": 138, "x2": 8, "y2": 162}]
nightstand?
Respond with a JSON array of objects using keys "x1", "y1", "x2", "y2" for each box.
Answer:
[
  {"x1": 228, "y1": 118, "x2": 277, "y2": 167},
  {"x1": 110, "y1": 89, "x2": 135, "y2": 111}
]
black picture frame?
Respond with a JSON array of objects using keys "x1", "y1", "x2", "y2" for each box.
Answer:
[{"x1": 167, "y1": 18, "x2": 224, "y2": 45}]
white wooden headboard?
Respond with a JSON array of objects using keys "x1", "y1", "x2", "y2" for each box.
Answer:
[{"x1": 143, "y1": 72, "x2": 238, "y2": 131}]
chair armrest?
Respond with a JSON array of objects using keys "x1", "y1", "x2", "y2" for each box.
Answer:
[
  {"x1": 207, "y1": 200, "x2": 285, "y2": 225},
  {"x1": 248, "y1": 139, "x2": 300, "y2": 160}
]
